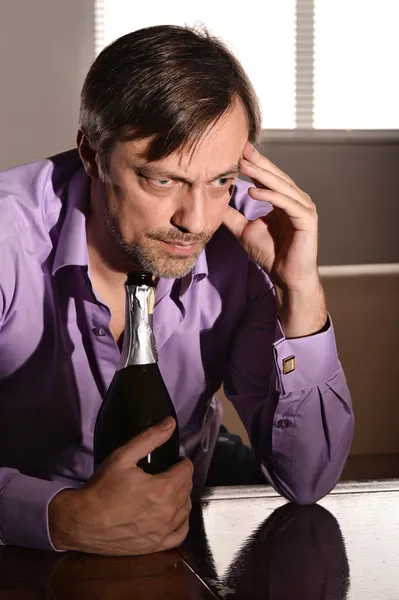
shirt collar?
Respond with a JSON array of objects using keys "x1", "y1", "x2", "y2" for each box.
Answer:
[
  {"x1": 52, "y1": 167, "x2": 90, "y2": 276},
  {"x1": 178, "y1": 246, "x2": 209, "y2": 297},
  {"x1": 192, "y1": 247, "x2": 209, "y2": 279}
]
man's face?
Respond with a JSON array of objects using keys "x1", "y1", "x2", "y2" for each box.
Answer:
[{"x1": 96, "y1": 100, "x2": 249, "y2": 278}]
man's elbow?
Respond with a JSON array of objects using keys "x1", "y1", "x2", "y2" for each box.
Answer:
[
  {"x1": 287, "y1": 484, "x2": 334, "y2": 506},
  {"x1": 268, "y1": 451, "x2": 351, "y2": 506},
  {"x1": 264, "y1": 415, "x2": 355, "y2": 505}
]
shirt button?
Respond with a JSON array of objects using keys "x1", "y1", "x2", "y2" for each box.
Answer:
[
  {"x1": 93, "y1": 327, "x2": 107, "y2": 337},
  {"x1": 276, "y1": 419, "x2": 292, "y2": 429}
]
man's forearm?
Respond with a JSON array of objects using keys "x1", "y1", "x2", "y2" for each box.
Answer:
[{"x1": 276, "y1": 278, "x2": 328, "y2": 339}]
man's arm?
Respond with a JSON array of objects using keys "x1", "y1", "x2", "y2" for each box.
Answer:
[
  {"x1": 223, "y1": 261, "x2": 354, "y2": 505},
  {"x1": 0, "y1": 420, "x2": 193, "y2": 553},
  {"x1": 0, "y1": 263, "x2": 71, "y2": 550},
  {"x1": 0, "y1": 469, "x2": 75, "y2": 550}
]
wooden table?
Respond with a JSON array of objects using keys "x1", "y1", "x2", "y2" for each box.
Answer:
[{"x1": 1, "y1": 480, "x2": 398, "y2": 599}]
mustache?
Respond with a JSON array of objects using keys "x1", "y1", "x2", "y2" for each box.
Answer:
[{"x1": 147, "y1": 228, "x2": 213, "y2": 244}]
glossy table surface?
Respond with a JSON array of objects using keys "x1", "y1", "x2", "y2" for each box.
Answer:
[{"x1": 0, "y1": 479, "x2": 398, "y2": 599}]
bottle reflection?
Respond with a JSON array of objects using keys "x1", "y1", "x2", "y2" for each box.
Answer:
[
  {"x1": 183, "y1": 502, "x2": 350, "y2": 599},
  {"x1": 0, "y1": 503, "x2": 350, "y2": 599}
]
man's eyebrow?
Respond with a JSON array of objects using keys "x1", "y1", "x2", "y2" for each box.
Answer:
[{"x1": 134, "y1": 163, "x2": 240, "y2": 184}]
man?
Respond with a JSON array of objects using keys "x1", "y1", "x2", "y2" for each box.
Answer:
[{"x1": 0, "y1": 25, "x2": 354, "y2": 555}]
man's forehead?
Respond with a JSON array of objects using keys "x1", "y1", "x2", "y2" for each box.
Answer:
[{"x1": 131, "y1": 139, "x2": 244, "y2": 173}]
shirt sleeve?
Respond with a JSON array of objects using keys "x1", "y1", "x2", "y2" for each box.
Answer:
[
  {"x1": 223, "y1": 260, "x2": 354, "y2": 505},
  {"x1": 0, "y1": 468, "x2": 73, "y2": 550}
]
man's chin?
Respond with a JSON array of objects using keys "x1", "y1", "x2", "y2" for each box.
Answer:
[
  {"x1": 152, "y1": 256, "x2": 199, "y2": 279},
  {"x1": 127, "y1": 251, "x2": 200, "y2": 279},
  {"x1": 120, "y1": 239, "x2": 206, "y2": 279}
]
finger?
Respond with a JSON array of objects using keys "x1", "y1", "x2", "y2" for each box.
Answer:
[
  {"x1": 172, "y1": 470, "x2": 193, "y2": 510},
  {"x1": 243, "y1": 143, "x2": 297, "y2": 187},
  {"x1": 241, "y1": 159, "x2": 312, "y2": 208},
  {"x1": 222, "y1": 205, "x2": 250, "y2": 240},
  {"x1": 155, "y1": 456, "x2": 194, "y2": 502},
  {"x1": 171, "y1": 497, "x2": 192, "y2": 533},
  {"x1": 164, "y1": 456, "x2": 194, "y2": 483},
  {"x1": 161, "y1": 517, "x2": 190, "y2": 550},
  {"x1": 115, "y1": 417, "x2": 177, "y2": 467},
  {"x1": 249, "y1": 188, "x2": 316, "y2": 226}
]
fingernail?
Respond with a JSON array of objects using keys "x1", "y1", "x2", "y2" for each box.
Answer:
[{"x1": 160, "y1": 417, "x2": 174, "y2": 430}]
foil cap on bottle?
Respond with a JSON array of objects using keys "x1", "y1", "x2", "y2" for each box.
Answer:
[{"x1": 119, "y1": 278, "x2": 158, "y2": 367}]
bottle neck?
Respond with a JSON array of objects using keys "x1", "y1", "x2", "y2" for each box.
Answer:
[{"x1": 119, "y1": 281, "x2": 157, "y2": 367}]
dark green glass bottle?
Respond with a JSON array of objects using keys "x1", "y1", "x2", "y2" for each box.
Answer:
[{"x1": 93, "y1": 272, "x2": 180, "y2": 474}]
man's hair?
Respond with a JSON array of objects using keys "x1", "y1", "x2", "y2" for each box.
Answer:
[{"x1": 79, "y1": 24, "x2": 262, "y2": 167}]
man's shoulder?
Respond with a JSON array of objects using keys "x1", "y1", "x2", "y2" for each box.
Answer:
[{"x1": 0, "y1": 149, "x2": 82, "y2": 246}]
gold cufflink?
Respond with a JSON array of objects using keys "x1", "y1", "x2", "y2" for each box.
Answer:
[{"x1": 283, "y1": 355, "x2": 296, "y2": 374}]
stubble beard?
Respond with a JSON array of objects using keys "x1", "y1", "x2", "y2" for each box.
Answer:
[{"x1": 100, "y1": 201, "x2": 213, "y2": 279}]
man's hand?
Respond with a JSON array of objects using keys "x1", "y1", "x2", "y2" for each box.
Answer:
[
  {"x1": 48, "y1": 418, "x2": 193, "y2": 556},
  {"x1": 223, "y1": 142, "x2": 327, "y2": 338}
]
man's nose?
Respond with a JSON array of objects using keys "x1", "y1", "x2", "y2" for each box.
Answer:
[{"x1": 171, "y1": 190, "x2": 206, "y2": 234}]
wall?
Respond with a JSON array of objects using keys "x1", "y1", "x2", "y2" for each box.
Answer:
[
  {"x1": 261, "y1": 138, "x2": 399, "y2": 266},
  {"x1": 0, "y1": 0, "x2": 94, "y2": 170}
]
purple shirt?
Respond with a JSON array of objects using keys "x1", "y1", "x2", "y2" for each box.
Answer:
[{"x1": 0, "y1": 150, "x2": 354, "y2": 551}]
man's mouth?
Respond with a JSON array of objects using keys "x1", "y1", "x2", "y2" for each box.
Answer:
[{"x1": 158, "y1": 240, "x2": 200, "y2": 255}]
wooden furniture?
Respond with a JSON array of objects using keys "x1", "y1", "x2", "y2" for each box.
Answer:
[{"x1": 1, "y1": 480, "x2": 398, "y2": 599}]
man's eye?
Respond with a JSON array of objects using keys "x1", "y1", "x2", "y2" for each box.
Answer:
[
  {"x1": 214, "y1": 177, "x2": 234, "y2": 187},
  {"x1": 137, "y1": 172, "x2": 174, "y2": 187},
  {"x1": 153, "y1": 179, "x2": 173, "y2": 187}
]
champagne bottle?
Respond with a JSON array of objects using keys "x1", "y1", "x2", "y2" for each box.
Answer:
[{"x1": 93, "y1": 271, "x2": 180, "y2": 474}]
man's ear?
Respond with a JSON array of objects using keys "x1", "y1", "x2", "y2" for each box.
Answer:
[{"x1": 76, "y1": 130, "x2": 102, "y2": 179}]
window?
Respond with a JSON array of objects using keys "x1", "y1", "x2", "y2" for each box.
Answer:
[
  {"x1": 95, "y1": 0, "x2": 399, "y2": 130},
  {"x1": 314, "y1": 0, "x2": 399, "y2": 129}
]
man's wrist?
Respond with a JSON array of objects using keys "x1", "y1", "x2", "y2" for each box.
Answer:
[
  {"x1": 277, "y1": 280, "x2": 328, "y2": 339},
  {"x1": 48, "y1": 489, "x2": 84, "y2": 552}
]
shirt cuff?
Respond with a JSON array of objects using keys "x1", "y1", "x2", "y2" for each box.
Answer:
[
  {"x1": 0, "y1": 474, "x2": 71, "y2": 551},
  {"x1": 273, "y1": 315, "x2": 341, "y2": 394}
]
